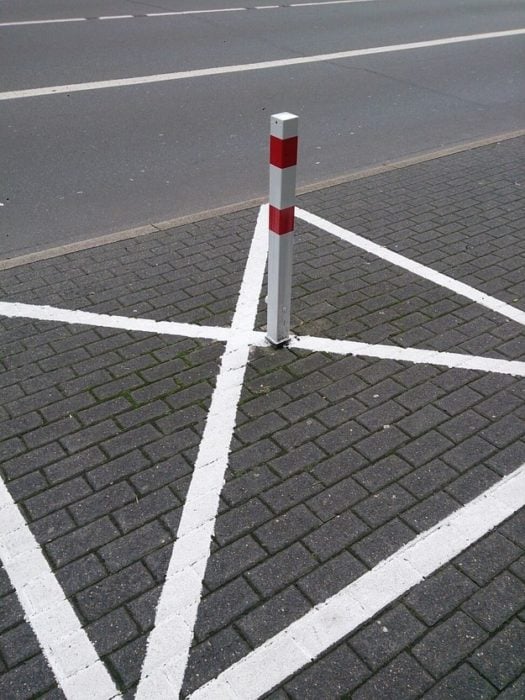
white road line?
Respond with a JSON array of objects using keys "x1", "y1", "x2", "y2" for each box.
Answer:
[
  {"x1": 0, "y1": 301, "x2": 233, "y2": 343},
  {"x1": 135, "y1": 205, "x2": 269, "y2": 697},
  {"x1": 0, "y1": 17, "x2": 87, "y2": 27},
  {"x1": 291, "y1": 335, "x2": 525, "y2": 376},
  {"x1": 190, "y1": 462, "x2": 525, "y2": 699},
  {"x1": 3, "y1": 299, "x2": 525, "y2": 375},
  {"x1": 0, "y1": 1, "x2": 377, "y2": 28},
  {"x1": 1, "y1": 28, "x2": 523, "y2": 100},
  {"x1": 0, "y1": 478, "x2": 121, "y2": 699},
  {"x1": 296, "y1": 208, "x2": 525, "y2": 328}
]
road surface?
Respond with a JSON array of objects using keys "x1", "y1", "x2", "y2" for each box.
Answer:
[{"x1": 1, "y1": 0, "x2": 524, "y2": 256}]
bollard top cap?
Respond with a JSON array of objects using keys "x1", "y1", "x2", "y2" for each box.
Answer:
[{"x1": 271, "y1": 112, "x2": 299, "y2": 139}]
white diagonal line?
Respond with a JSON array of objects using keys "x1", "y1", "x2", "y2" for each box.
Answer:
[
  {"x1": 296, "y1": 208, "x2": 525, "y2": 328},
  {"x1": 290, "y1": 335, "x2": 525, "y2": 376},
  {"x1": 2, "y1": 301, "x2": 524, "y2": 376},
  {"x1": 135, "y1": 205, "x2": 269, "y2": 697},
  {"x1": 0, "y1": 301, "x2": 233, "y2": 342},
  {"x1": 189, "y1": 462, "x2": 525, "y2": 699},
  {"x1": 0, "y1": 479, "x2": 121, "y2": 699},
  {"x1": 1, "y1": 29, "x2": 524, "y2": 100}
]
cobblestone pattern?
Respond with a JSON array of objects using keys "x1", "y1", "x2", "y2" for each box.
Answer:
[
  {"x1": 261, "y1": 512, "x2": 525, "y2": 699},
  {"x1": 0, "y1": 138, "x2": 524, "y2": 698},
  {"x1": 182, "y1": 346, "x2": 525, "y2": 695},
  {"x1": 0, "y1": 211, "x2": 257, "y2": 327},
  {"x1": 253, "y1": 218, "x2": 525, "y2": 356},
  {"x1": 0, "y1": 317, "x2": 223, "y2": 696},
  {"x1": 299, "y1": 138, "x2": 525, "y2": 310}
]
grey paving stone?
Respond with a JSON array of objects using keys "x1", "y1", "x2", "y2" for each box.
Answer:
[
  {"x1": 24, "y1": 477, "x2": 92, "y2": 520},
  {"x1": 307, "y1": 476, "x2": 367, "y2": 522},
  {"x1": 85, "y1": 608, "x2": 138, "y2": 657},
  {"x1": 298, "y1": 551, "x2": 366, "y2": 604},
  {"x1": 269, "y1": 443, "x2": 326, "y2": 480},
  {"x1": 284, "y1": 645, "x2": 369, "y2": 700},
  {"x1": 254, "y1": 505, "x2": 320, "y2": 554},
  {"x1": 99, "y1": 521, "x2": 171, "y2": 572},
  {"x1": 455, "y1": 532, "x2": 522, "y2": 585},
  {"x1": 262, "y1": 473, "x2": 322, "y2": 515},
  {"x1": 304, "y1": 510, "x2": 369, "y2": 562},
  {"x1": 354, "y1": 455, "x2": 412, "y2": 492},
  {"x1": 422, "y1": 664, "x2": 498, "y2": 700},
  {"x1": 181, "y1": 627, "x2": 250, "y2": 696},
  {"x1": 215, "y1": 498, "x2": 273, "y2": 547},
  {"x1": 223, "y1": 466, "x2": 280, "y2": 507},
  {"x1": 236, "y1": 585, "x2": 311, "y2": 647},
  {"x1": 401, "y1": 492, "x2": 459, "y2": 532},
  {"x1": 246, "y1": 543, "x2": 317, "y2": 597},
  {"x1": 204, "y1": 535, "x2": 266, "y2": 591},
  {"x1": 404, "y1": 566, "x2": 477, "y2": 625},
  {"x1": 502, "y1": 509, "x2": 525, "y2": 548},
  {"x1": 498, "y1": 673, "x2": 525, "y2": 699},
  {"x1": 470, "y1": 619, "x2": 525, "y2": 690},
  {"x1": 354, "y1": 484, "x2": 415, "y2": 528},
  {"x1": 0, "y1": 654, "x2": 58, "y2": 699},
  {"x1": 311, "y1": 447, "x2": 367, "y2": 486},
  {"x1": 352, "y1": 652, "x2": 433, "y2": 700},
  {"x1": 350, "y1": 604, "x2": 426, "y2": 670},
  {"x1": 413, "y1": 612, "x2": 487, "y2": 677},
  {"x1": 461, "y1": 572, "x2": 525, "y2": 632},
  {"x1": 0, "y1": 621, "x2": 41, "y2": 668},
  {"x1": 352, "y1": 519, "x2": 415, "y2": 568},
  {"x1": 193, "y1": 577, "x2": 259, "y2": 642},
  {"x1": 75, "y1": 562, "x2": 155, "y2": 621},
  {"x1": 47, "y1": 516, "x2": 119, "y2": 567}
]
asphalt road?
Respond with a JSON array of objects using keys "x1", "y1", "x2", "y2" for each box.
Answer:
[{"x1": 1, "y1": 0, "x2": 524, "y2": 256}]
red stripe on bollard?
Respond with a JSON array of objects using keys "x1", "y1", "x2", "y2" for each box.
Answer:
[
  {"x1": 269, "y1": 135, "x2": 298, "y2": 169},
  {"x1": 269, "y1": 205, "x2": 295, "y2": 235}
]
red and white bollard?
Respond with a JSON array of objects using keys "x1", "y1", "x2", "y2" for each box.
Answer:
[{"x1": 266, "y1": 112, "x2": 299, "y2": 346}]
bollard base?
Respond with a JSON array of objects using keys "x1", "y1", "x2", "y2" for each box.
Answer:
[{"x1": 266, "y1": 334, "x2": 290, "y2": 349}]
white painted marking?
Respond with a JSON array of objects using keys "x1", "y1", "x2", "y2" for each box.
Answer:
[
  {"x1": 0, "y1": 17, "x2": 87, "y2": 27},
  {"x1": 0, "y1": 300, "x2": 233, "y2": 343},
  {"x1": 0, "y1": 1, "x2": 377, "y2": 28},
  {"x1": 0, "y1": 478, "x2": 120, "y2": 699},
  {"x1": 291, "y1": 0, "x2": 375, "y2": 6},
  {"x1": 135, "y1": 205, "x2": 269, "y2": 697},
  {"x1": 1, "y1": 29, "x2": 523, "y2": 100},
  {"x1": 190, "y1": 462, "x2": 525, "y2": 699},
  {"x1": 296, "y1": 208, "x2": 525, "y2": 327},
  {"x1": 98, "y1": 15, "x2": 135, "y2": 20},
  {"x1": 291, "y1": 335, "x2": 525, "y2": 376},
  {"x1": 2, "y1": 300, "x2": 524, "y2": 376}
]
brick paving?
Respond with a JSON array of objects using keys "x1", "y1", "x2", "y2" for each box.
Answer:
[{"x1": 0, "y1": 137, "x2": 524, "y2": 698}]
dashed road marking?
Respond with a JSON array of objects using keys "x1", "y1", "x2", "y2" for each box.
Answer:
[{"x1": 0, "y1": 1, "x2": 377, "y2": 28}]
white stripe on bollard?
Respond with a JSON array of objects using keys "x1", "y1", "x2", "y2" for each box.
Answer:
[{"x1": 266, "y1": 112, "x2": 299, "y2": 346}]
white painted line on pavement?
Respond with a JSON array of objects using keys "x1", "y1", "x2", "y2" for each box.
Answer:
[
  {"x1": 3, "y1": 299, "x2": 525, "y2": 376},
  {"x1": 0, "y1": 478, "x2": 121, "y2": 699},
  {"x1": 1, "y1": 28, "x2": 523, "y2": 99},
  {"x1": 0, "y1": 17, "x2": 87, "y2": 27},
  {"x1": 98, "y1": 15, "x2": 135, "y2": 20},
  {"x1": 0, "y1": 301, "x2": 233, "y2": 343},
  {"x1": 190, "y1": 461, "x2": 525, "y2": 699},
  {"x1": 135, "y1": 205, "x2": 269, "y2": 698},
  {"x1": 291, "y1": 335, "x2": 525, "y2": 376},
  {"x1": 0, "y1": 1, "x2": 378, "y2": 28},
  {"x1": 296, "y1": 207, "x2": 525, "y2": 327}
]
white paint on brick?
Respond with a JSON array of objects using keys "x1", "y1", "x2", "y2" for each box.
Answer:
[
  {"x1": 296, "y1": 207, "x2": 525, "y2": 327},
  {"x1": 135, "y1": 205, "x2": 269, "y2": 698},
  {"x1": 0, "y1": 300, "x2": 233, "y2": 342},
  {"x1": 290, "y1": 335, "x2": 525, "y2": 376},
  {"x1": 190, "y1": 462, "x2": 525, "y2": 699},
  {"x1": 0, "y1": 479, "x2": 120, "y2": 699}
]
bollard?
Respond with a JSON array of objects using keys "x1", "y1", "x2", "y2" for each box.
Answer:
[{"x1": 266, "y1": 112, "x2": 299, "y2": 347}]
